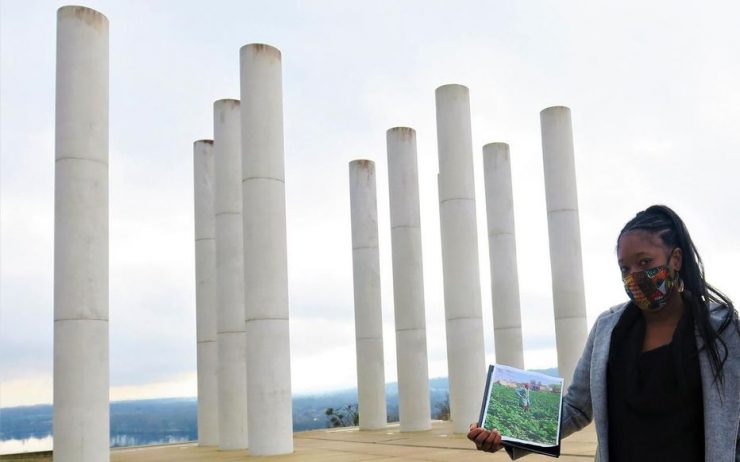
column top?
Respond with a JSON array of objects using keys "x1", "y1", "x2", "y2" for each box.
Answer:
[
  {"x1": 194, "y1": 139, "x2": 214, "y2": 145},
  {"x1": 214, "y1": 98, "x2": 240, "y2": 107},
  {"x1": 541, "y1": 105, "x2": 571, "y2": 115},
  {"x1": 483, "y1": 142, "x2": 509, "y2": 150},
  {"x1": 387, "y1": 126, "x2": 415, "y2": 137},
  {"x1": 349, "y1": 159, "x2": 374, "y2": 168},
  {"x1": 58, "y1": 5, "x2": 108, "y2": 26},
  {"x1": 240, "y1": 43, "x2": 282, "y2": 59},
  {"x1": 435, "y1": 83, "x2": 469, "y2": 95}
]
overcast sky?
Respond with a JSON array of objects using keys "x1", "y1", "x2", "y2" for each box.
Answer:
[{"x1": 1, "y1": 0, "x2": 738, "y2": 407}]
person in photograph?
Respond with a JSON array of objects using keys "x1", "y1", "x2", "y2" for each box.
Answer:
[
  {"x1": 515, "y1": 383, "x2": 530, "y2": 412},
  {"x1": 468, "y1": 205, "x2": 739, "y2": 461}
]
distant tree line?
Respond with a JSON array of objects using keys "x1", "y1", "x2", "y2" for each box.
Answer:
[{"x1": 5, "y1": 376, "x2": 542, "y2": 443}]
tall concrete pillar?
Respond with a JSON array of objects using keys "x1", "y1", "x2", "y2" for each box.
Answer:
[
  {"x1": 482, "y1": 143, "x2": 525, "y2": 369},
  {"x1": 213, "y1": 99, "x2": 248, "y2": 450},
  {"x1": 240, "y1": 43, "x2": 293, "y2": 455},
  {"x1": 434, "y1": 84, "x2": 486, "y2": 433},
  {"x1": 348, "y1": 160, "x2": 388, "y2": 430},
  {"x1": 53, "y1": 6, "x2": 109, "y2": 461},
  {"x1": 194, "y1": 139, "x2": 219, "y2": 446},
  {"x1": 386, "y1": 128, "x2": 431, "y2": 432},
  {"x1": 540, "y1": 106, "x2": 588, "y2": 387}
]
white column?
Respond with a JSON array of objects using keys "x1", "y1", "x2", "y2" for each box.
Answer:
[
  {"x1": 213, "y1": 99, "x2": 248, "y2": 450},
  {"x1": 53, "y1": 6, "x2": 109, "y2": 461},
  {"x1": 194, "y1": 139, "x2": 219, "y2": 446},
  {"x1": 540, "y1": 106, "x2": 588, "y2": 387},
  {"x1": 482, "y1": 143, "x2": 525, "y2": 369},
  {"x1": 348, "y1": 160, "x2": 387, "y2": 430},
  {"x1": 240, "y1": 43, "x2": 293, "y2": 456},
  {"x1": 434, "y1": 84, "x2": 486, "y2": 433},
  {"x1": 386, "y1": 128, "x2": 431, "y2": 432}
]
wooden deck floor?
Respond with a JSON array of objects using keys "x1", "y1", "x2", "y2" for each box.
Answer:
[{"x1": 107, "y1": 421, "x2": 597, "y2": 462}]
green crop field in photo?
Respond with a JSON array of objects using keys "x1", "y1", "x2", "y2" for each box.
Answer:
[{"x1": 484, "y1": 383, "x2": 560, "y2": 446}]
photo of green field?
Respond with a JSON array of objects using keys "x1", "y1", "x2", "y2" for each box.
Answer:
[{"x1": 483, "y1": 382, "x2": 561, "y2": 446}]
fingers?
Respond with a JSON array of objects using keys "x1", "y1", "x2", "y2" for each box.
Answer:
[
  {"x1": 467, "y1": 426, "x2": 503, "y2": 452},
  {"x1": 466, "y1": 423, "x2": 483, "y2": 443},
  {"x1": 481, "y1": 428, "x2": 502, "y2": 452}
]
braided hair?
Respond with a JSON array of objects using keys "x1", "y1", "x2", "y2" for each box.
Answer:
[{"x1": 618, "y1": 205, "x2": 738, "y2": 388}]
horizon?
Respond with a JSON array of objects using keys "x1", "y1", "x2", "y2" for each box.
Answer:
[{"x1": 1, "y1": 369, "x2": 561, "y2": 409}]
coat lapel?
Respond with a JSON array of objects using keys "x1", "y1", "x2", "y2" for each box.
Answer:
[
  {"x1": 696, "y1": 308, "x2": 740, "y2": 462},
  {"x1": 591, "y1": 304, "x2": 627, "y2": 461}
]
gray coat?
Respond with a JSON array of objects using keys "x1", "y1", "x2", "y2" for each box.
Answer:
[{"x1": 557, "y1": 301, "x2": 740, "y2": 462}]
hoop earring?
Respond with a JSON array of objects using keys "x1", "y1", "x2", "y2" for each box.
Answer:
[{"x1": 676, "y1": 275, "x2": 685, "y2": 293}]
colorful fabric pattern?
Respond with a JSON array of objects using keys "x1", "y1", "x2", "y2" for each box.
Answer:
[{"x1": 622, "y1": 265, "x2": 674, "y2": 311}]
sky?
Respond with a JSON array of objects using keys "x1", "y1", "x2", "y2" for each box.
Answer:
[
  {"x1": 1, "y1": 0, "x2": 738, "y2": 408},
  {"x1": 492, "y1": 365, "x2": 562, "y2": 388}
]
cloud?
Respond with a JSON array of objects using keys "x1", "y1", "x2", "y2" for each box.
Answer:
[
  {"x1": 0, "y1": 376, "x2": 53, "y2": 407},
  {"x1": 109, "y1": 373, "x2": 197, "y2": 401}
]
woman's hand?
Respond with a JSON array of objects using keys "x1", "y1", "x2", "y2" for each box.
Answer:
[{"x1": 467, "y1": 423, "x2": 504, "y2": 453}]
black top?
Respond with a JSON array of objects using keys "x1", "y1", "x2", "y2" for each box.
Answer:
[{"x1": 607, "y1": 301, "x2": 704, "y2": 462}]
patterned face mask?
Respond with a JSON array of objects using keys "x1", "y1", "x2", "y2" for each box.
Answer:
[{"x1": 622, "y1": 265, "x2": 676, "y2": 311}]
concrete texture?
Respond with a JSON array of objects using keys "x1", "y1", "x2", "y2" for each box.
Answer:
[
  {"x1": 194, "y1": 139, "x2": 219, "y2": 446},
  {"x1": 239, "y1": 43, "x2": 293, "y2": 455},
  {"x1": 482, "y1": 143, "x2": 525, "y2": 369},
  {"x1": 102, "y1": 421, "x2": 598, "y2": 462},
  {"x1": 53, "y1": 5, "x2": 110, "y2": 461},
  {"x1": 434, "y1": 84, "x2": 486, "y2": 433},
  {"x1": 348, "y1": 159, "x2": 388, "y2": 430},
  {"x1": 386, "y1": 128, "x2": 432, "y2": 432},
  {"x1": 213, "y1": 99, "x2": 248, "y2": 450},
  {"x1": 539, "y1": 107, "x2": 588, "y2": 388}
]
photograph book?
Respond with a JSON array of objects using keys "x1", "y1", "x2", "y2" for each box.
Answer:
[{"x1": 478, "y1": 364, "x2": 565, "y2": 458}]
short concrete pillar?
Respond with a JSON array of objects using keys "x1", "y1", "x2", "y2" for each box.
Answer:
[
  {"x1": 482, "y1": 143, "x2": 525, "y2": 369},
  {"x1": 539, "y1": 106, "x2": 588, "y2": 387},
  {"x1": 386, "y1": 128, "x2": 431, "y2": 432},
  {"x1": 240, "y1": 43, "x2": 293, "y2": 455},
  {"x1": 53, "y1": 6, "x2": 110, "y2": 461},
  {"x1": 213, "y1": 99, "x2": 248, "y2": 450},
  {"x1": 348, "y1": 160, "x2": 388, "y2": 430},
  {"x1": 434, "y1": 84, "x2": 486, "y2": 433},
  {"x1": 194, "y1": 139, "x2": 219, "y2": 446}
]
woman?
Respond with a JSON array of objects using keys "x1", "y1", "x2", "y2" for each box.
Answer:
[{"x1": 468, "y1": 205, "x2": 739, "y2": 461}]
